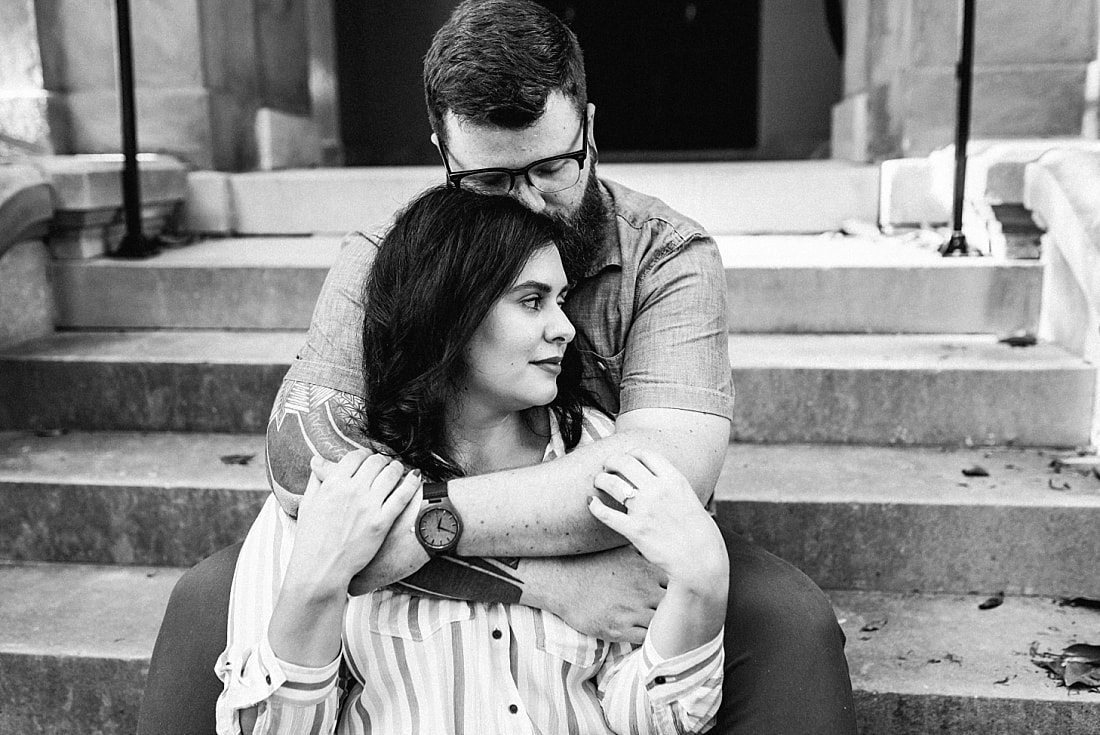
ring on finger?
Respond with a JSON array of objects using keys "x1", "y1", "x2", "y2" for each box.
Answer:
[{"x1": 621, "y1": 485, "x2": 638, "y2": 502}]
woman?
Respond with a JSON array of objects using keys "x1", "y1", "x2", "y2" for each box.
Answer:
[{"x1": 216, "y1": 186, "x2": 729, "y2": 734}]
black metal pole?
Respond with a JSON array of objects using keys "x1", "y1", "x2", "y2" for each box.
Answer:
[
  {"x1": 940, "y1": 0, "x2": 976, "y2": 256},
  {"x1": 111, "y1": 0, "x2": 158, "y2": 258}
]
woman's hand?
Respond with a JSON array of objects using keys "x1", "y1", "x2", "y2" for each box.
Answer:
[
  {"x1": 292, "y1": 450, "x2": 423, "y2": 592},
  {"x1": 588, "y1": 449, "x2": 728, "y2": 658},
  {"x1": 588, "y1": 449, "x2": 727, "y2": 591}
]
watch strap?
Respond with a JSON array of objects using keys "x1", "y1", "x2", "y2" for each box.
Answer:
[{"x1": 422, "y1": 480, "x2": 449, "y2": 502}]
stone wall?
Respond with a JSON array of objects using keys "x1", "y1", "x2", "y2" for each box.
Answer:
[
  {"x1": 834, "y1": 0, "x2": 1100, "y2": 161},
  {"x1": 31, "y1": 0, "x2": 311, "y2": 171},
  {"x1": 0, "y1": 0, "x2": 52, "y2": 156}
]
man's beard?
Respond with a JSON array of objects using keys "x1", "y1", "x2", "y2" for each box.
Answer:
[{"x1": 549, "y1": 168, "x2": 607, "y2": 280}]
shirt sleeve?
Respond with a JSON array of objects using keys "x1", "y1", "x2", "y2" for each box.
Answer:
[
  {"x1": 215, "y1": 494, "x2": 303, "y2": 734},
  {"x1": 595, "y1": 628, "x2": 724, "y2": 735},
  {"x1": 284, "y1": 230, "x2": 381, "y2": 398},
  {"x1": 247, "y1": 638, "x2": 341, "y2": 735},
  {"x1": 620, "y1": 231, "x2": 734, "y2": 422}
]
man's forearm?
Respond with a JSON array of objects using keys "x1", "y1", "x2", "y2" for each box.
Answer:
[{"x1": 449, "y1": 409, "x2": 730, "y2": 558}]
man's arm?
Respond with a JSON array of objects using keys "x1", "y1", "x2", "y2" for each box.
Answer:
[
  {"x1": 267, "y1": 380, "x2": 726, "y2": 633},
  {"x1": 446, "y1": 407, "x2": 729, "y2": 556}
]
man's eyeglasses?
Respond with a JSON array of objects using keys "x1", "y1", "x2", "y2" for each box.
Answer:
[{"x1": 440, "y1": 116, "x2": 588, "y2": 195}]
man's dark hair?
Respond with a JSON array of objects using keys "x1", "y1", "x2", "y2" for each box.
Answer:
[
  {"x1": 358, "y1": 186, "x2": 588, "y2": 481},
  {"x1": 424, "y1": 0, "x2": 587, "y2": 141}
]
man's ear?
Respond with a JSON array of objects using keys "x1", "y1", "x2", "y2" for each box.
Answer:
[
  {"x1": 586, "y1": 103, "x2": 598, "y2": 164},
  {"x1": 430, "y1": 132, "x2": 441, "y2": 153}
]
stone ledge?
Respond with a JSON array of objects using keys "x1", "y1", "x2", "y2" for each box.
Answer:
[
  {"x1": 26, "y1": 154, "x2": 188, "y2": 259},
  {"x1": 1025, "y1": 149, "x2": 1100, "y2": 445},
  {"x1": 0, "y1": 164, "x2": 53, "y2": 255},
  {"x1": 29, "y1": 154, "x2": 187, "y2": 210},
  {"x1": 880, "y1": 139, "x2": 1100, "y2": 227},
  {"x1": 1026, "y1": 151, "x2": 1100, "y2": 317}
]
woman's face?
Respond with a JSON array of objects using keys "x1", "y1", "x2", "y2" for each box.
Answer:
[{"x1": 462, "y1": 244, "x2": 576, "y2": 414}]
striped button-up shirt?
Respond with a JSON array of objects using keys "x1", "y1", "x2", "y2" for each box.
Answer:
[{"x1": 216, "y1": 410, "x2": 723, "y2": 734}]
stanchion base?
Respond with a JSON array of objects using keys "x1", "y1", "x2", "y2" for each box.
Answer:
[
  {"x1": 110, "y1": 233, "x2": 162, "y2": 259},
  {"x1": 938, "y1": 231, "x2": 970, "y2": 257}
]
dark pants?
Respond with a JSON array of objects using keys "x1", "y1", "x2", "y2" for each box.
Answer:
[{"x1": 138, "y1": 533, "x2": 856, "y2": 735}]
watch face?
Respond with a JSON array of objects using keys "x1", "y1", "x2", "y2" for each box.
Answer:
[{"x1": 417, "y1": 506, "x2": 460, "y2": 550}]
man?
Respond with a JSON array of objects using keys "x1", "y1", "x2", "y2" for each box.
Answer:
[{"x1": 139, "y1": 2, "x2": 856, "y2": 733}]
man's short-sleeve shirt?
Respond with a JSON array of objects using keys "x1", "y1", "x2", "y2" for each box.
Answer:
[{"x1": 286, "y1": 178, "x2": 734, "y2": 422}]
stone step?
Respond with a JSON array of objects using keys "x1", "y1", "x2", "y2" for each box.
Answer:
[
  {"x1": 51, "y1": 234, "x2": 1042, "y2": 334},
  {"x1": 51, "y1": 236, "x2": 340, "y2": 330},
  {"x1": 0, "y1": 332, "x2": 1091, "y2": 444},
  {"x1": 189, "y1": 161, "x2": 879, "y2": 236},
  {"x1": 4, "y1": 432, "x2": 1099, "y2": 600},
  {"x1": 727, "y1": 334, "x2": 1094, "y2": 446},
  {"x1": 0, "y1": 330, "x2": 298, "y2": 433},
  {"x1": 0, "y1": 431, "x2": 267, "y2": 567},
  {"x1": 0, "y1": 561, "x2": 184, "y2": 735},
  {"x1": 718, "y1": 235, "x2": 1042, "y2": 335},
  {"x1": 834, "y1": 589, "x2": 1100, "y2": 734},
  {"x1": 717, "y1": 443, "x2": 1100, "y2": 599},
  {"x1": 1, "y1": 562, "x2": 1097, "y2": 734}
]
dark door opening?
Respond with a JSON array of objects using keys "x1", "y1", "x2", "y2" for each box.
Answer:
[{"x1": 334, "y1": 0, "x2": 760, "y2": 165}]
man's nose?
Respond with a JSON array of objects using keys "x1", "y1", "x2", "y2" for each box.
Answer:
[{"x1": 510, "y1": 177, "x2": 547, "y2": 213}]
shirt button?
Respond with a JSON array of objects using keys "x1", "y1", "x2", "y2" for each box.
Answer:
[
  {"x1": 265, "y1": 675, "x2": 271, "y2": 685},
  {"x1": 509, "y1": 704, "x2": 519, "y2": 714},
  {"x1": 654, "y1": 675, "x2": 666, "y2": 685},
  {"x1": 492, "y1": 629, "x2": 503, "y2": 640}
]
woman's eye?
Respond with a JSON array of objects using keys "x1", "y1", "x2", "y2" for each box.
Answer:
[{"x1": 522, "y1": 296, "x2": 542, "y2": 310}]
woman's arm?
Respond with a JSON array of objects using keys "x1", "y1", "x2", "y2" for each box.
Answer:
[
  {"x1": 222, "y1": 452, "x2": 420, "y2": 735},
  {"x1": 587, "y1": 448, "x2": 729, "y2": 734}
]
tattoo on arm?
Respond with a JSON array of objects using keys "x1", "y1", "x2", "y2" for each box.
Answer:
[
  {"x1": 267, "y1": 380, "x2": 530, "y2": 604},
  {"x1": 392, "y1": 557, "x2": 525, "y2": 605}
]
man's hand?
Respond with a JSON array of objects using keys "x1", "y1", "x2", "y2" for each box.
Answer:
[{"x1": 522, "y1": 545, "x2": 667, "y2": 644}]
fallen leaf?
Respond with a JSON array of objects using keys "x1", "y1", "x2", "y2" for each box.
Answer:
[
  {"x1": 993, "y1": 675, "x2": 1013, "y2": 685},
  {"x1": 860, "y1": 618, "x2": 888, "y2": 632},
  {"x1": 1063, "y1": 644, "x2": 1100, "y2": 664},
  {"x1": 220, "y1": 453, "x2": 256, "y2": 466},
  {"x1": 962, "y1": 465, "x2": 989, "y2": 477},
  {"x1": 1059, "y1": 598, "x2": 1100, "y2": 611},
  {"x1": 33, "y1": 428, "x2": 67, "y2": 438},
  {"x1": 998, "y1": 331, "x2": 1038, "y2": 347},
  {"x1": 1032, "y1": 642, "x2": 1100, "y2": 691},
  {"x1": 1048, "y1": 477, "x2": 1072, "y2": 491},
  {"x1": 979, "y1": 591, "x2": 1005, "y2": 610}
]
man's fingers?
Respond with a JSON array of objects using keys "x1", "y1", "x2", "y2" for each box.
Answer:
[{"x1": 620, "y1": 625, "x2": 650, "y2": 646}]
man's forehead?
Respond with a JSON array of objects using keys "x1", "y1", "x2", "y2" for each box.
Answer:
[{"x1": 440, "y1": 95, "x2": 583, "y2": 167}]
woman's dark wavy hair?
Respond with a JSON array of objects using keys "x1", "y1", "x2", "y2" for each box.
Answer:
[
  {"x1": 358, "y1": 186, "x2": 589, "y2": 482},
  {"x1": 424, "y1": 0, "x2": 587, "y2": 142}
]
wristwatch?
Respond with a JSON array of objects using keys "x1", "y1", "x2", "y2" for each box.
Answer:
[{"x1": 415, "y1": 481, "x2": 463, "y2": 555}]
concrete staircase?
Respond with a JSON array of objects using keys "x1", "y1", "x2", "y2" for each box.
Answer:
[{"x1": 2, "y1": 161, "x2": 1099, "y2": 733}]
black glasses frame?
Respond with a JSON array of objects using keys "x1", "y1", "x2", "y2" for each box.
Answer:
[{"x1": 440, "y1": 115, "x2": 588, "y2": 193}]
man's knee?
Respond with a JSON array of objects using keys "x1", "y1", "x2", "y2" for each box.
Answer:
[
  {"x1": 139, "y1": 543, "x2": 242, "y2": 735},
  {"x1": 724, "y1": 532, "x2": 844, "y2": 650},
  {"x1": 168, "y1": 541, "x2": 241, "y2": 617}
]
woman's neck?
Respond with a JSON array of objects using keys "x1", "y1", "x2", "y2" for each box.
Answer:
[{"x1": 445, "y1": 401, "x2": 548, "y2": 476}]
